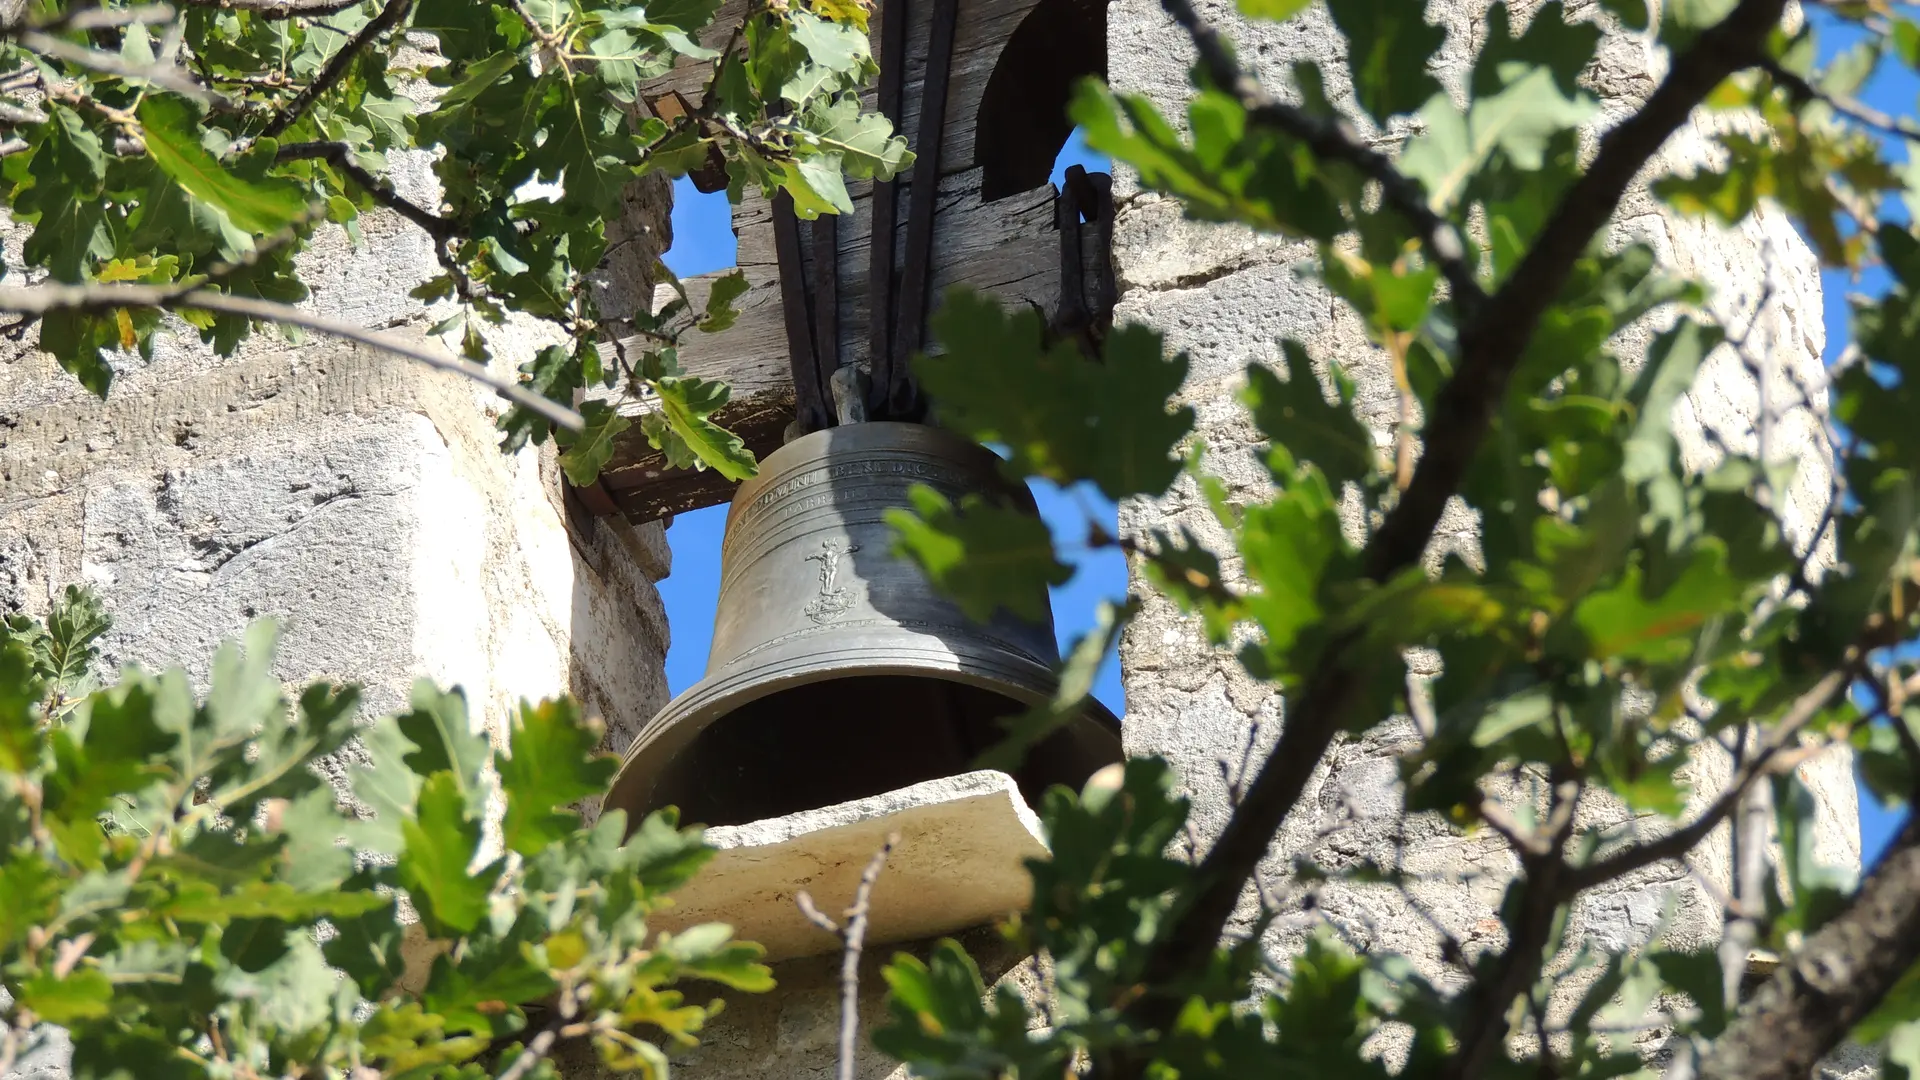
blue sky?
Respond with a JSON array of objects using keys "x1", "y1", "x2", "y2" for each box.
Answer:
[
  {"x1": 1813, "y1": 13, "x2": 1914, "y2": 867},
  {"x1": 655, "y1": 36, "x2": 1915, "y2": 865}
]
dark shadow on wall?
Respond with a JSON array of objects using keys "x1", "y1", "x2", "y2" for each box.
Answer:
[{"x1": 559, "y1": 473, "x2": 675, "y2": 825}]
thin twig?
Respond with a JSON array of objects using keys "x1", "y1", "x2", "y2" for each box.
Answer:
[
  {"x1": 178, "y1": 0, "x2": 371, "y2": 17},
  {"x1": 0, "y1": 282, "x2": 583, "y2": 430},
  {"x1": 1720, "y1": 728, "x2": 1769, "y2": 1012},
  {"x1": 505, "y1": 0, "x2": 563, "y2": 49},
  {"x1": 796, "y1": 833, "x2": 898, "y2": 1080},
  {"x1": 18, "y1": 30, "x2": 220, "y2": 104},
  {"x1": 1445, "y1": 778, "x2": 1581, "y2": 1080},
  {"x1": 495, "y1": 984, "x2": 590, "y2": 1080},
  {"x1": 1155, "y1": 0, "x2": 1482, "y2": 315},
  {"x1": 1561, "y1": 664, "x2": 1852, "y2": 894},
  {"x1": 1763, "y1": 58, "x2": 1920, "y2": 146},
  {"x1": 259, "y1": 0, "x2": 411, "y2": 138},
  {"x1": 4, "y1": 4, "x2": 177, "y2": 33},
  {"x1": 1471, "y1": 794, "x2": 1547, "y2": 857},
  {"x1": 1121, "y1": 6, "x2": 1793, "y2": 1044},
  {"x1": 275, "y1": 140, "x2": 455, "y2": 238}
]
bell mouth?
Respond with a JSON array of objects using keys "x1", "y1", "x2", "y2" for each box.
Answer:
[{"x1": 604, "y1": 644, "x2": 1121, "y2": 829}]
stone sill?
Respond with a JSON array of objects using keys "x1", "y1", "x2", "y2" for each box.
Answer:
[{"x1": 649, "y1": 770, "x2": 1048, "y2": 963}]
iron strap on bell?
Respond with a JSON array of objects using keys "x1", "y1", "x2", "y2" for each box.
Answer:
[{"x1": 603, "y1": 423, "x2": 1122, "y2": 827}]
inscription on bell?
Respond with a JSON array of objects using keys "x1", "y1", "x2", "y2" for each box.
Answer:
[
  {"x1": 751, "y1": 457, "x2": 972, "y2": 512},
  {"x1": 723, "y1": 456, "x2": 977, "y2": 561},
  {"x1": 802, "y1": 538, "x2": 861, "y2": 623}
]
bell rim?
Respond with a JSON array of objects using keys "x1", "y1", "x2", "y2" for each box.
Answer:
[{"x1": 603, "y1": 639, "x2": 1122, "y2": 827}]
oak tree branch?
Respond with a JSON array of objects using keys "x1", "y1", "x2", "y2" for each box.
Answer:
[
  {"x1": 1156, "y1": 0, "x2": 1482, "y2": 314},
  {"x1": 259, "y1": 0, "x2": 412, "y2": 138},
  {"x1": 796, "y1": 833, "x2": 897, "y2": 1080},
  {"x1": 1124, "y1": 0, "x2": 1791, "y2": 1054},
  {"x1": 1698, "y1": 809, "x2": 1920, "y2": 1080},
  {"x1": 178, "y1": 0, "x2": 372, "y2": 17},
  {"x1": 0, "y1": 282, "x2": 583, "y2": 430},
  {"x1": 274, "y1": 140, "x2": 455, "y2": 238},
  {"x1": 1559, "y1": 664, "x2": 1850, "y2": 894}
]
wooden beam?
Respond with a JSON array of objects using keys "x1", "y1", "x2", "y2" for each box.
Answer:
[{"x1": 594, "y1": 170, "x2": 1064, "y2": 523}]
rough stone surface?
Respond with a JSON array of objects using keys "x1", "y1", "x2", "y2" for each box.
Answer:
[
  {"x1": 1108, "y1": 0, "x2": 1858, "y2": 1043},
  {"x1": 0, "y1": 164, "x2": 674, "y2": 746},
  {"x1": 0, "y1": 153, "x2": 675, "y2": 1078},
  {"x1": 653, "y1": 771, "x2": 1049, "y2": 963}
]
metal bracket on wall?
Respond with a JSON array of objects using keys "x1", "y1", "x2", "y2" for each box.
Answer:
[{"x1": 1052, "y1": 164, "x2": 1117, "y2": 356}]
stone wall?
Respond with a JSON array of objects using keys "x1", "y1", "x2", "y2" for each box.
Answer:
[
  {"x1": 1110, "y1": 0, "x2": 1857, "y2": 1029},
  {"x1": 0, "y1": 148, "x2": 676, "y2": 1079},
  {"x1": 0, "y1": 157, "x2": 675, "y2": 750}
]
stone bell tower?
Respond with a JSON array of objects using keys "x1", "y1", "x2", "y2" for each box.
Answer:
[
  {"x1": 1108, "y1": 0, "x2": 1862, "y2": 1031},
  {"x1": 0, "y1": 2, "x2": 1869, "y2": 1080}
]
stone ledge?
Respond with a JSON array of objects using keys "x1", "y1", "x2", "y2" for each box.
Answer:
[{"x1": 650, "y1": 770, "x2": 1047, "y2": 963}]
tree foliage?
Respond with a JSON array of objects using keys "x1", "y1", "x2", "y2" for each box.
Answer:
[
  {"x1": 21, "y1": 0, "x2": 1920, "y2": 1077},
  {"x1": 0, "y1": 0, "x2": 906, "y2": 478},
  {"x1": 870, "y1": 1, "x2": 1920, "y2": 1079},
  {"x1": 0, "y1": 605, "x2": 771, "y2": 1079}
]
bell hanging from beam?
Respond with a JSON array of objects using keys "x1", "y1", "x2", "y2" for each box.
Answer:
[
  {"x1": 603, "y1": 422, "x2": 1122, "y2": 828},
  {"x1": 602, "y1": 0, "x2": 1124, "y2": 828}
]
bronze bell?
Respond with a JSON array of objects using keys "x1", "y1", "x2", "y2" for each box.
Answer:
[{"x1": 604, "y1": 421, "x2": 1123, "y2": 829}]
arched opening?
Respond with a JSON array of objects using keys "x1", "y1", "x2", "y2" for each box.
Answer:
[{"x1": 976, "y1": 0, "x2": 1108, "y2": 202}]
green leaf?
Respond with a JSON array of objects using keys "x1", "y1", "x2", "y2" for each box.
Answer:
[
  {"x1": 395, "y1": 681, "x2": 491, "y2": 815},
  {"x1": 1401, "y1": 64, "x2": 1595, "y2": 212},
  {"x1": 158, "y1": 879, "x2": 389, "y2": 923},
  {"x1": 1770, "y1": 771, "x2": 1855, "y2": 935},
  {"x1": 1072, "y1": 82, "x2": 1344, "y2": 239},
  {"x1": 1236, "y1": 0, "x2": 1310, "y2": 19},
  {"x1": 790, "y1": 12, "x2": 869, "y2": 72},
  {"x1": 649, "y1": 375, "x2": 758, "y2": 480},
  {"x1": 346, "y1": 712, "x2": 422, "y2": 856},
  {"x1": 214, "y1": 932, "x2": 337, "y2": 1033},
  {"x1": 1890, "y1": 1021, "x2": 1920, "y2": 1080},
  {"x1": 1622, "y1": 319, "x2": 1722, "y2": 484},
  {"x1": 698, "y1": 270, "x2": 750, "y2": 332},
  {"x1": 37, "y1": 583, "x2": 110, "y2": 693},
  {"x1": 558, "y1": 399, "x2": 633, "y2": 486},
  {"x1": 0, "y1": 642, "x2": 47, "y2": 773},
  {"x1": 205, "y1": 620, "x2": 289, "y2": 748},
  {"x1": 917, "y1": 290, "x2": 1192, "y2": 500},
  {"x1": 1326, "y1": 0, "x2": 1445, "y2": 122},
  {"x1": 533, "y1": 73, "x2": 640, "y2": 212},
  {"x1": 887, "y1": 485, "x2": 1071, "y2": 624},
  {"x1": 622, "y1": 807, "x2": 716, "y2": 895},
  {"x1": 1235, "y1": 470, "x2": 1348, "y2": 680},
  {"x1": 1242, "y1": 344, "x2": 1376, "y2": 490},
  {"x1": 1598, "y1": 0, "x2": 1649, "y2": 30},
  {"x1": 1471, "y1": 3, "x2": 1599, "y2": 101},
  {"x1": 397, "y1": 771, "x2": 494, "y2": 937},
  {"x1": 137, "y1": 97, "x2": 307, "y2": 235},
  {"x1": 20, "y1": 968, "x2": 113, "y2": 1024},
  {"x1": 1649, "y1": 949, "x2": 1727, "y2": 1037},
  {"x1": 14, "y1": 105, "x2": 115, "y2": 287},
  {"x1": 213, "y1": 681, "x2": 360, "y2": 814},
  {"x1": 1574, "y1": 541, "x2": 1740, "y2": 665},
  {"x1": 273, "y1": 785, "x2": 356, "y2": 892},
  {"x1": 498, "y1": 698, "x2": 617, "y2": 857},
  {"x1": 800, "y1": 96, "x2": 913, "y2": 181}
]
